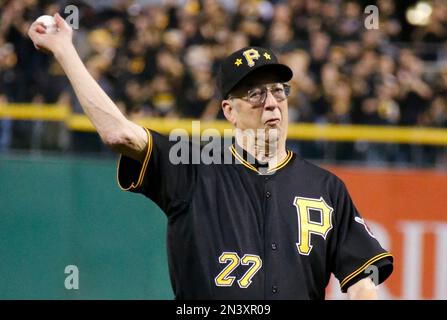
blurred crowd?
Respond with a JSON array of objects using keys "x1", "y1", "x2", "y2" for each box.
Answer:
[{"x1": 0, "y1": 0, "x2": 447, "y2": 165}]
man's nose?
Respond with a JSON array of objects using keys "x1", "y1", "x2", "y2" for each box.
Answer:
[{"x1": 264, "y1": 91, "x2": 279, "y2": 111}]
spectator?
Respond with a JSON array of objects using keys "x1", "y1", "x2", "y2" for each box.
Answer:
[{"x1": 1, "y1": 0, "x2": 446, "y2": 166}]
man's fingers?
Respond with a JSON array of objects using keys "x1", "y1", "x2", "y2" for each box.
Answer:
[
  {"x1": 54, "y1": 13, "x2": 70, "y2": 30},
  {"x1": 28, "y1": 21, "x2": 45, "y2": 37},
  {"x1": 35, "y1": 25, "x2": 46, "y2": 34},
  {"x1": 31, "y1": 21, "x2": 45, "y2": 29},
  {"x1": 28, "y1": 14, "x2": 73, "y2": 54},
  {"x1": 28, "y1": 25, "x2": 45, "y2": 49}
]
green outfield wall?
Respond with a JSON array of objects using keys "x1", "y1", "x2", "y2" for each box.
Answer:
[{"x1": 0, "y1": 155, "x2": 173, "y2": 299}]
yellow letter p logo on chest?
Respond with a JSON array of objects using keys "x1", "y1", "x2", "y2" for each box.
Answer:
[
  {"x1": 242, "y1": 49, "x2": 261, "y2": 67},
  {"x1": 293, "y1": 196, "x2": 334, "y2": 255}
]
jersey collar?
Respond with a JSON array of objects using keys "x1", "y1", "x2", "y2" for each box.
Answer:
[{"x1": 229, "y1": 143, "x2": 294, "y2": 175}]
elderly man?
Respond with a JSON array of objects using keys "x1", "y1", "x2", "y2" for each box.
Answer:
[{"x1": 28, "y1": 14, "x2": 393, "y2": 300}]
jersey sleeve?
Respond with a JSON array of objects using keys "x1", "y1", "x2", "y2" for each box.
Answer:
[
  {"x1": 331, "y1": 179, "x2": 393, "y2": 293},
  {"x1": 116, "y1": 128, "x2": 195, "y2": 216}
]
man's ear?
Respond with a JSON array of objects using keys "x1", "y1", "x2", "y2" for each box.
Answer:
[{"x1": 222, "y1": 99, "x2": 237, "y2": 126}]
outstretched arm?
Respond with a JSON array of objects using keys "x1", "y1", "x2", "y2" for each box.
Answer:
[{"x1": 28, "y1": 13, "x2": 147, "y2": 162}]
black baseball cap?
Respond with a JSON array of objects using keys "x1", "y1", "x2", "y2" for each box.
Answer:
[{"x1": 217, "y1": 47, "x2": 293, "y2": 99}]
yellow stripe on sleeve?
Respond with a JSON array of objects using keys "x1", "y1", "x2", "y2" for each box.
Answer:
[
  {"x1": 340, "y1": 252, "x2": 393, "y2": 289},
  {"x1": 117, "y1": 128, "x2": 153, "y2": 191}
]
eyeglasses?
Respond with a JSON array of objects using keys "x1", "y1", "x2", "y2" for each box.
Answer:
[{"x1": 228, "y1": 83, "x2": 291, "y2": 106}]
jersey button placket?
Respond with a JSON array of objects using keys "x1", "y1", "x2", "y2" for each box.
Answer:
[{"x1": 264, "y1": 178, "x2": 278, "y2": 298}]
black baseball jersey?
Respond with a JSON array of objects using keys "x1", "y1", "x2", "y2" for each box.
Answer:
[{"x1": 117, "y1": 128, "x2": 393, "y2": 300}]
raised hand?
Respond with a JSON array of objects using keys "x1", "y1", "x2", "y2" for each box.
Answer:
[{"x1": 27, "y1": 13, "x2": 73, "y2": 56}]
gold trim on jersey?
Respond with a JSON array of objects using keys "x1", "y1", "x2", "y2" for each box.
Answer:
[
  {"x1": 270, "y1": 151, "x2": 293, "y2": 172},
  {"x1": 230, "y1": 145, "x2": 259, "y2": 172},
  {"x1": 340, "y1": 252, "x2": 393, "y2": 290},
  {"x1": 229, "y1": 145, "x2": 293, "y2": 174},
  {"x1": 117, "y1": 128, "x2": 153, "y2": 191}
]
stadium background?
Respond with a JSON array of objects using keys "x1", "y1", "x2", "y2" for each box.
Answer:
[{"x1": 0, "y1": 0, "x2": 446, "y2": 299}]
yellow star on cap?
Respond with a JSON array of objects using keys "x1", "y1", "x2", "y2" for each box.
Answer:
[
  {"x1": 264, "y1": 53, "x2": 271, "y2": 60},
  {"x1": 235, "y1": 58, "x2": 243, "y2": 66}
]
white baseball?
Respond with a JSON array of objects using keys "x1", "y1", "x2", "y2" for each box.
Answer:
[{"x1": 36, "y1": 15, "x2": 57, "y2": 34}]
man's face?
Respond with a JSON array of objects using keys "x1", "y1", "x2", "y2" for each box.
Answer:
[{"x1": 222, "y1": 74, "x2": 289, "y2": 145}]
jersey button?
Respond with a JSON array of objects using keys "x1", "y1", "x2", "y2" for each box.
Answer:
[
  {"x1": 266, "y1": 191, "x2": 271, "y2": 198},
  {"x1": 271, "y1": 243, "x2": 277, "y2": 250},
  {"x1": 272, "y1": 286, "x2": 278, "y2": 293}
]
